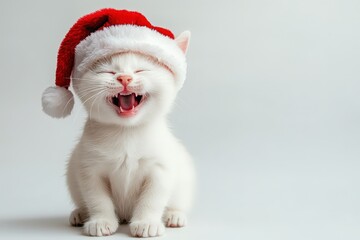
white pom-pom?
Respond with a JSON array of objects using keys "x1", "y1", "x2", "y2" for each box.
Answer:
[{"x1": 42, "y1": 86, "x2": 74, "y2": 118}]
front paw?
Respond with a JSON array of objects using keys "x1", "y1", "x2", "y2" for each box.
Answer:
[
  {"x1": 163, "y1": 210, "x2": 187, "y2": 228},
  {"x1": 83, "y1": 218, "x2": 118, "y2": 237},
  {"x1": 130, "y1": 220, "x2": 165, "y2": 238},
  {"x1": 69, "y1": 208, "x2": 87, "y2": 227}
]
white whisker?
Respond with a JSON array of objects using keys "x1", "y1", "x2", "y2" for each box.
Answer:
[
  {"x1": 75, "y1": 87, "x2": 107, "y2": 97},
  {"x1": 89, "y1": 90, "x2": 107, "y2": 120},
  {"x1": 80, "y1": 89, "x2": 106, "y2": 107},
  {"x1": 61, "y1": 92, "x2": 75, "y2": 117},
  {"x1": 71, "y1": 77, "x2": 114, "y2": 82}
]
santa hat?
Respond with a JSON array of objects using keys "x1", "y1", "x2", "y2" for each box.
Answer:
[{"x1": 42, "y1": 8, "x2": 190, "y2": 118}]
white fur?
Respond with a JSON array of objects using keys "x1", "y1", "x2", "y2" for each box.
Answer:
[
  {"x1": 67, "y1": 51, "x2": 194, "y2": 237},
  {"x1": 41, "y1": 86, "x2": 74, "y2": 118}
]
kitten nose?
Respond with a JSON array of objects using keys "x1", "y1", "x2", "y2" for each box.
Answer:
[{"x1": 117, "y1": 75, "x2": 132, "y2": 86}]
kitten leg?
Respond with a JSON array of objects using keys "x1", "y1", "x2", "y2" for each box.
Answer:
[
  {"x1": 164, "y1": 159, "x2": 194, "y2": 228},
  {"x1": 163, "y1": 189, "x2": 190, "y2": 228},
  {"x1": 129, "y1": 168, "x2": 170, "y2": 238},
  {"x1": 79, "y1": 175, "x2": 119, "y2": 236},
  {"x1": 67, "y1": 156, "x2": 88, "y2": 227}
]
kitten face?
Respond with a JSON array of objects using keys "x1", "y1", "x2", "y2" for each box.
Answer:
[{"x1": 72, "y1": 53, "x2": 177, "y2": 126}]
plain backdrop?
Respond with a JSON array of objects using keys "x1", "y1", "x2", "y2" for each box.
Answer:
[{"x1": 0, "y1": 0, "x2": 359, "y2": 239}]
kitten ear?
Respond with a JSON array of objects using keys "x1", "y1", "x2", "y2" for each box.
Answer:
[{"x1": 175, "y1": 31, "x2": 191, "y2": 54}]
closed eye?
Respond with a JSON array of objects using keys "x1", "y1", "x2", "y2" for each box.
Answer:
[
  {"x1": 135, "y1": 70, "x2": 149, "y2": 73},
  {"x1": 97, "y1": 71, "x2": 116, "y2": 75}
]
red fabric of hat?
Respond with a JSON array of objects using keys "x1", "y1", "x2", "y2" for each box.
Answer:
[{"x1": 56, "y1": 8, "x2": 174, "y2": 89}]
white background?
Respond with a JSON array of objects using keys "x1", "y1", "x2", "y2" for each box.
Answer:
[{"x1": 1, "y1": 0, "x2": 359, "y2": 239}]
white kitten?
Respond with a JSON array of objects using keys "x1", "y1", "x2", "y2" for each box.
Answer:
[{"x1": 67, "y1": 52, "x2": 195, "y2": 237}]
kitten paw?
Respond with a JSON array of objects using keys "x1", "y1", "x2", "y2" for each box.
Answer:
[
  {"x1": 69, "y1": 208, "x2": 87, "y2": 227},
  {"x1": 83, "y1": 218, "x2": 118, "y2": 236},
  {"x1": 130, "y1": 220, "x2": 165, "y2": 238},
  {"x1": 163, "y1": 210, "x2": 187, "y2": 228}
]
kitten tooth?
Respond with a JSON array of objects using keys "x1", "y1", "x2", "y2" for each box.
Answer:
[
  {"x1": 120, "y1": 106, "x2": 124, "y2": 112},
  {"x1": 132, "y1": 106, "x2": 135, "y2": 110},
  {"x1": 135, "y1": 93, "x2": 138, "y2": 97}
]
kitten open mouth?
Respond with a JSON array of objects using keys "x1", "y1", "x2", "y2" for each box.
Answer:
[{"x1": 109, "y1": 93, "x2": 146, "y2": 117}]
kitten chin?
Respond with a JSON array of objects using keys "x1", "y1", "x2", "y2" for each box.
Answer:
[{"x1": 67, "y1": 52, "x2": 195, "y2": 237}]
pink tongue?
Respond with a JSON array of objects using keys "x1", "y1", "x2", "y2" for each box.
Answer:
[{"x1": 119, "y1": 93, "x2": 135, "y2": 111}]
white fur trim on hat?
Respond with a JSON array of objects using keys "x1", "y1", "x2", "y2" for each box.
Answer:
[
  {"x1": 74, "y1": 25, "x2": 187, "y2": 90},
  {"x1": 42, "y1": 86, "x2": 74, "y2": 118}
]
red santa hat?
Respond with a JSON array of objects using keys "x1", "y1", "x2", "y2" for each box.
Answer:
[{"x1": 42, "y1": 8, "x2": 190, "y2": 118}]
